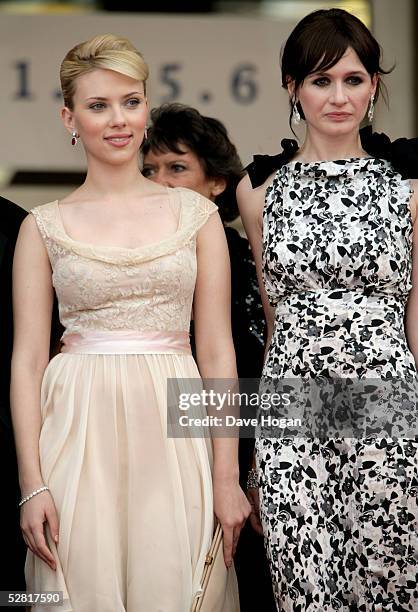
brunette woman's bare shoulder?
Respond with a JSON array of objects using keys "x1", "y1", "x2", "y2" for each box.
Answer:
[
  {"x1": 237, "y1": 172, "x2": 276, "y2": 228},
  {"x1": 410, "y1": 179, "x2": 418, "y2": 224}
]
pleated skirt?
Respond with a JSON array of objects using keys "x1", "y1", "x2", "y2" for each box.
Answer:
[{"x1": 25, "y1": 352, "x2": 239, "y2": 611}]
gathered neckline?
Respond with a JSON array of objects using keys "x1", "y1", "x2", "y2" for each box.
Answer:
[
  {"x1": 54, "y1": 187, "x2": 183, "y2": 253},
  {"x1": 31, "y1": 188, "x2": 217, "y2": 266},
  {"x1": 283, "y1": 156, "x2": 391, "y2": 178}
]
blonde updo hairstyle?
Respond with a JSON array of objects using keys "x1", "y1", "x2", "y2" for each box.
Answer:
[{"x1": 60, "y1": 34, "x2": 149, "y2": 110}]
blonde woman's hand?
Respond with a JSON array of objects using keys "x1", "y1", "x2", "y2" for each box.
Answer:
[
  {"x1": 247, "y1": 486, "x2": 264, "y2": 536},
  {"x1": 213, "y1": 478, "x2": 251, "y2": 568},
  {"x1": 20, "y1": 490, "x2": 59, "y2": 571}
]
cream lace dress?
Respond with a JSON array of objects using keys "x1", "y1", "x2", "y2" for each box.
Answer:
[{"x1": 26, "y1": 187, "x2": 239, "y2": 612}]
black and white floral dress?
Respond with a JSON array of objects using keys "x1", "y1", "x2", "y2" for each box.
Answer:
[{"x1": 256, "y1": 157, "x2": 418, "y2": 611}]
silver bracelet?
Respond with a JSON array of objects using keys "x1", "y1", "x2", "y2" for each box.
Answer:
[
  {"x1": 19, "y1": 485, "x2": 49, "y2": 507},
  {"x1": 246, "y1": 468, "x2": 258, "y2": 490}
]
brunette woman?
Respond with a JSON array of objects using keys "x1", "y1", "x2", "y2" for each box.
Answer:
[{"x1": 238, "y1": 9, "x2": 418, "y2": 610}]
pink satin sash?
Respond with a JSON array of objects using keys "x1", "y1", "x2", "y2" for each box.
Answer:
[{"x1": 61, "y1": 330, "x2": 191, "y2": 355}]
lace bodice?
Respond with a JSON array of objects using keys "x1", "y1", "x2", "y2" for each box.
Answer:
[{"x1": 31, "y1": 187, "x2": 217, "y2": 337}]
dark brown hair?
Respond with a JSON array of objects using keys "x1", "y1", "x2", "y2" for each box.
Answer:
[
  {"x1": 281, "y1": 8, "x2": 392, "y2": 127},
  {"x1": 142, "y1": 103, "x2": 244, "y2": 222}
]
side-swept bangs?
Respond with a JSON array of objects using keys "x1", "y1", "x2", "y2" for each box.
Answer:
[{"x1": 281, "y1": 9, "x2": 391, "y2": 105}]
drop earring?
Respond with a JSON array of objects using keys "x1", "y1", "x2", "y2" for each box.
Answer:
[
  {"x1": 71, "y1": 131, "x2": 78, "y2": 146},
  {"x1": 292, "y1": 102, "x2": 301, "y2": 125},
  {"x1": 368, "y1": 95, "x2": 375, "y2": 122},
  {"x1": 144, "y1": 127, "x2": 148, "y2": 140}
]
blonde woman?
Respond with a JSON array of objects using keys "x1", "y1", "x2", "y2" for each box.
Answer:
[{"x1": 11, "y1": 34, "x2": 249, "y2": 611}]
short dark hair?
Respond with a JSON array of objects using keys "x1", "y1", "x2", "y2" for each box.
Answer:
[
  {"x1": 142, "y1": 103, "x2": 244, "y2": 222},
  {"x1": 281, "y1": 8, "x2": 392, "y2": 128}
]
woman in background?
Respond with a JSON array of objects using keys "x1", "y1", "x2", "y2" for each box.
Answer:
[
  {"x1": 238, "y1": 8, "x2": 418, "y2": 610},
  {"x1": 142, "y1": 103, "x2": 266, "y2": 379},
  {"x1": 142, "y1": 103, "x2": 275, "y2": 612},
  {"x1": 11, "y1": 35, "x2": 249, "y2": 611}
]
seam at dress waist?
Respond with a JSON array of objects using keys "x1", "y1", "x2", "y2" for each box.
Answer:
[
  {"x1": 274, "y1": 289, "x2": 405, "y2": 313},
  {"x1": 60, "y1": 330, "x2": 191, "y2": 355}
]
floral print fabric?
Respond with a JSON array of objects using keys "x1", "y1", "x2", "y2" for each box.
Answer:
[{"x1": 257, "y1": 158, "x2": 418, "y2": 611}]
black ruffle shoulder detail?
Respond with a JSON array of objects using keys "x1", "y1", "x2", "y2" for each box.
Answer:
[
  {"x1": 246, "y1": 138, "x2": 298, "y2": 188},
  {"x1": 246, "y1": 126, "x2": 418, "y2": 188},
  {"x1": 360, "y1": 126, "x2": 418, "y2": 179}
]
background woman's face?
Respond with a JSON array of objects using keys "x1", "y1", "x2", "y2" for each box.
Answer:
[
  {"x1": 142, "y1": 145, "x2": 218, "y2": 201},
  {"x1": 294, "y1": 47, "x2": 377, "y2": 138}
]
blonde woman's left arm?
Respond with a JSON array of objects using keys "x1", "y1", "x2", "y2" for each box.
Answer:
[{"x1": 193, "y1": 210, "x2": 251, "y2": 568}]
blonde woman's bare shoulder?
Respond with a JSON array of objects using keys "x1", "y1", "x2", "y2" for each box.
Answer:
[
  {"x1": 15, "y1": 213, "x2": 50, "y2": 263},
  {"x1": 19, "y1": 211, "x2": 39, "y2": 234},
  {"x1": 171, "y1": 186, "x2": 218, "y2": 214},
  {"x1": 170, "y1": 185, "x2": 206, "y2": 200}
]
